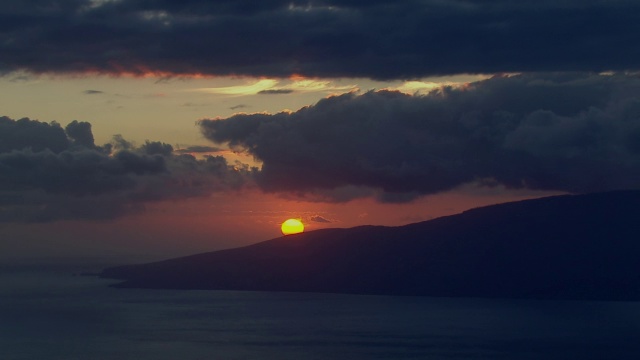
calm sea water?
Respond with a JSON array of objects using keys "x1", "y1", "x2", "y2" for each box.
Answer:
[{"x1": 2, "y1": 262, "x2": 640, "y2": 360}]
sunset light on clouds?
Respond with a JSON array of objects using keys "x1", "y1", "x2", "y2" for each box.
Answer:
[
  {"x1": 1, "y1": 0, "x2": 639, "y2": 262},
  {"x1": 4, "y1": 2, "x2": 640, "y2": 359},
  {"x1": 197, "y1": 78, "x2": 358, "y2": 96}
]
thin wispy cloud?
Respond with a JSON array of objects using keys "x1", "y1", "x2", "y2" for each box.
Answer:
[
  {"x1": 197, "y1": 78, "x2": 356, "y2": 96},
  {"x1": 83, "y1": 89, "x2": 104, "y2": 95},
  {"x1": 309, "y1": 215, "x2": 332, "y2": 223},
  {"x1": 258, "y1": 89, "x2": 295, "y2": 95},
  {"x1": 386, "y1": 80, "x2": 476, "y2": 95},
  {"x1": 198, "y1": 80, "x2": 278, "y2": 96}
]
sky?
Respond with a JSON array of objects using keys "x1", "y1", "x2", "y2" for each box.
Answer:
[{"x1": 1, "y1": 0, "x2": 640, "y2": 263}]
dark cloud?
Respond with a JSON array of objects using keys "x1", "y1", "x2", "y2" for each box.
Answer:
[
  {"x1": 0, "y1": 116, "x2": 69, "y2": 153},
  {"x1": 140, "y1": 140, "x2": 173, "y2": 156},
  {"x1": 0, "y1": 116, "x2": 256, "y2": 222},
  {"x1": 230, "y1": 104, "x2": 249, "y2": 110},
  {"x1": 65, "y1": 120, "x2": 96, "y2": 148},
  {"x1": 200, "y1": 73, "x2": 640, "y2": 201},
  {"x1": 1, "y1": 1, "x2": 639, "y2": 79},
  {"x1": 83, "y1": 90, "x2": 103, "y2": 95},
  {"x1": 110, "y1": 134, "x2": 134, "y2": 151},
  {"x1": 309, "y1": 215, "x2": 331, "y2": 223},
  {"x1": 0, "y1": 148, "x2": 164, "y2": 196},
  {"x1": 258, "y1": 89, "x2": 294, "y2": 95}
]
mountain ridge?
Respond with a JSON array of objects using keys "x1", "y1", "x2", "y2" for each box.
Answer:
[{"x1": 101, "y1": 190, "x2": 640, "y2": 300}]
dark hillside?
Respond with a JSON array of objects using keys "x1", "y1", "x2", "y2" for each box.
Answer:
[{"x1": 101, "y1": 191, "x2": 640, "y2": 300}]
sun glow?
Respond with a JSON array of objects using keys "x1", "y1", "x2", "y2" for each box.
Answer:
[{"x1": 281, "y1": 218, "x2": 304, "y2": 235}]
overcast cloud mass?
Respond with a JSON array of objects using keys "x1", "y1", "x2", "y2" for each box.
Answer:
[
  {"x1": 200, "y1": 73, "x2": 640, "y2": 201},
  {"x1": 0, "y1": 117, "x2": 255, "y2": 222},
  {"x1": 2, "y1": 0, "x2": 640, "y2": 220},
  {"x1": 1, "y1": 0, "x2": 640, "y2": 78}
]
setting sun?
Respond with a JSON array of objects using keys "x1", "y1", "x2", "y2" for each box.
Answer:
[{"x1": 281, "y1": 218, "x2": 304, "y2": 235}]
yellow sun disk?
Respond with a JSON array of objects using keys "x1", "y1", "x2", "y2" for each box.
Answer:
[{"x1": 281, "y1": 219, "x2": 304, "y2": 235}]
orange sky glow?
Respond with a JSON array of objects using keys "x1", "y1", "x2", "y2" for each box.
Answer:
[{"x1": 0, "y1": 186, "x2": 561, "y2": 263}]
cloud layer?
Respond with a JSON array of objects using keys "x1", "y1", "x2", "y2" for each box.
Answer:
[
  {"x1": 200, "y1": 73, "x2": 640, "y2": 201},
  {"x1": 0, "y1": 117, "x2": 255, "y2": 222},
  {"x1": 1, "y1": 1, "x2": 639, "y2": 78}
]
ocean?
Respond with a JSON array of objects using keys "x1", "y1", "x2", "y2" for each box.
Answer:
[{"x1": 2, "y1": 262, "x2": 640, "y2": 359}]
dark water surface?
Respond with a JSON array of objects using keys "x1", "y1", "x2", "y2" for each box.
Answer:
[{"x1": 2, "y1": 263, "x2": 640, "y2": 359}]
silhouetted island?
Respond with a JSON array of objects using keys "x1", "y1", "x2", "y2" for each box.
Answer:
[{"x1": 101, "y1": 190, "x2": 640, "y2": 300}]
